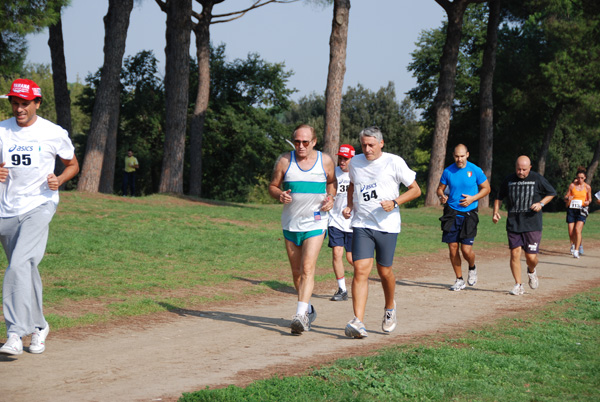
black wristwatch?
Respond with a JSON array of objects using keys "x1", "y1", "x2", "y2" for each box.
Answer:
[{"x1": 393, "y1": 200, "x2": 399, "y2": 208}]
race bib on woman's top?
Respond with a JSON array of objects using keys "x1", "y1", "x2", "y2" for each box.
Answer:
[
  {"x1": 2, "y1": 141, "x2": 41, "y2": 168},
  {"x1": 569, "y1": 199, "x2": 583, "y2": 209}
]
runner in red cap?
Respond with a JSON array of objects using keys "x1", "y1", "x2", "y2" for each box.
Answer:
[
  {"x1": 327, "y1": 144, "x2": 355, "y2": 301},
  {"x1": 0, "y1": 79, "x2": 79, "y2": 356}
]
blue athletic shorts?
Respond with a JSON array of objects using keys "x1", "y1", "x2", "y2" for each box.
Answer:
[
  {"x1": 352, "y1": 227, "x2": 398, "y2": 267},
  {"x1": 328, "y1": 226, "x2": 353, "y2": 251},
  {"x1": 283, "y1": 229, "x2": 326, "y2": 247},
  {"x1": 442, "y1": 215, "x2": 475, "y2": 245},
  {"x1": 507, "y1": 230, "x2": 542, "y2": 254}
]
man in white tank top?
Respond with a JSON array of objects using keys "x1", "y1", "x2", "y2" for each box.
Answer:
[
  {"x1": 269, "y1": 124, "x2": 336, "y2": 335},
  {"x1": 342, "y1": 126, "x2": 421, "y2": 339}
]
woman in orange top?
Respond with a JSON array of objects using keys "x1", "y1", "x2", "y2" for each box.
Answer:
[{"x1": 564, "y1": 167, "x2": 592, "y2": 258}]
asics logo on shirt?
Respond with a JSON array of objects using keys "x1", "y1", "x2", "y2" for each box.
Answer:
[
  {"x1": 360, "y1": 182, "x2": 377, "y2": 192},
  {"x1": 8, "y1": 145, "x2": 34, "y2": 152}
]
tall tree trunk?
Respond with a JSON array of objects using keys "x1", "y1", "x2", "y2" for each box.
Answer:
[
  {"x1": 99, "y1": 111, "x2": 119, "y2": 194},
  {"x1": 478, "y1": 0, "x2": 501, "y2": 208},
  {"x1": 537, "y1": 103, "x2": 563, "y2": 176},
  {"x1": 586, "y1": 138, "x2": 600, "y2": 184},
  {"x1": 158, "y1": 0, "x2": 192, "y2": 194},
  {"x1": 189, "y1": 3, "x2": 214, "y2": 197},
  {"x1": 425, "y1": 0, "x2": 473, "y2": 206},
  {"x1": 77, "y1": 0, "x2": 133, "y2": 193},
  {"x1": 48, "y1": 8, "x2": 71, "y2": 185},
  {"x1": 323, "y1": 0, "x2": 350, "y2": 161}
]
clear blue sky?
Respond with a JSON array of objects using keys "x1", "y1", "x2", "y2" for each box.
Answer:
[{"x1": 26, "y1": 0, "x2": 445, "y2": 102}]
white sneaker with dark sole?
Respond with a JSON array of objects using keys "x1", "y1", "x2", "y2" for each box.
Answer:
[{"x1": 290, "y1": 313, "x2": 310, "y2": 335}]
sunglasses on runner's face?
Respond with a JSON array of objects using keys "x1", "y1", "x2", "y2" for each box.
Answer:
[{"x1": 294, "y1": 139, "x2": 311, "y2": 147}]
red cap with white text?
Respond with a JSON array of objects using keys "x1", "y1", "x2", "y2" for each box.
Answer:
[
  {"x1": 6, "y1": 79, "x2": 42, "y2": 100},
  {"x1": 336, "y1": 144, "x2": 355, "y2": 158}
]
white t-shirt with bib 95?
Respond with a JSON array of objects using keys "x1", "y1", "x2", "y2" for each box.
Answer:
[{"x1": 0, "y1": 116, "x2": 75, "y2": 217}]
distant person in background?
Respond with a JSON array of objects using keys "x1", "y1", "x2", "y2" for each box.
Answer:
[
  {"x1": 268, "y1": 124, "x2": 336, "y2": 335},
  {"x1": 564, "y1": 167, "x2": 592, "y2": 258},
  {"x1": 0, "y1": 79, "x2": 79, "y2": 356},
  {"x1": 493, "y1": 155, "x2": 556, "y2": 296},
  {"x1": 122, "y1": 149, "x2": 139, "y2": 197},
  {"x1": 342, "y1": 126, "x2": 421, "y2": 339},
  {"x1": 328, "y1": 144, "x2": 355, "y2": 302},
  {"x1": 437, "y1": 144, "x2": 490, "y2": 291}
]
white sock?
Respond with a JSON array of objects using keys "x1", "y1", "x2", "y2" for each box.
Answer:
[
  {"x1": 296, "y1": 301, "x2": 309, "y2": 316},
  {"x1": 337, "y1": 277, "x2": 347, "y2": 292}
]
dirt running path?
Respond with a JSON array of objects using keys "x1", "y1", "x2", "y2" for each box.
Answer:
[{"x1": 1, "y1": 242, "x2": 599, "y2": 402}]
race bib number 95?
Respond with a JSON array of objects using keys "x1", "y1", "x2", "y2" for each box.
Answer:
[{"x1": 2, "y1": 142, "x2": 41, "y2": 168}]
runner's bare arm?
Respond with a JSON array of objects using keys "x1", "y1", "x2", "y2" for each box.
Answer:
[
  {"x1": 268, "y1": 153, "x2": 292, "y2": 204},
  {"x1": 321, "y1": 153, "x2": 337, "y2": 211}
]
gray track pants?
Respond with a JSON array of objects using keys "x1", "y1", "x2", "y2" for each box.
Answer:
[{"x1": 1, "y1": 202, "x2": 56, "y2": 337}]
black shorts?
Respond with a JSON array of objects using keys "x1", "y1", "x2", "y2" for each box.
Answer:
[{"x1": 507, "y1": 230, "x2": 542, "y2": 254}]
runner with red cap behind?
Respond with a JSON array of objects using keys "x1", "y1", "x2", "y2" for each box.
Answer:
[
  {"x1": 327, "y1": 144, "x2": 355, "y2": 301},
  {"x1": 0, "y1": 79, "x2": 79, "y2": 356}
]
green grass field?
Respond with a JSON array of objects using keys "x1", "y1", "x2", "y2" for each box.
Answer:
[{"x1": 0, "y1": 192, "x2": 598, "y2": 333}]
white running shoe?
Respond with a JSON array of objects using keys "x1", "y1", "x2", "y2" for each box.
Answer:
[
  {"x1": 467, "y1": 268, "x2": 477, "y2": 286},
  {"x1": 29, "y1": 324, "x2": 50, "y2": 354},
  {"x1": 345, "y1": 317, "x2": 368, "y2": 339},
  {"x1": 527, "y1": 270, "x2": 539, "y2": 290},
  {"x1": 450, "y1": 278, "x2": 466, "y2": 291},
  {"x1": 0, "y1": 334, "x2": 23, "y2": 355},
  {"x1": 382, "y1": 301, "x2": 397, "y2": 333},
  {"x1": 509, "y1": 283, "x2": 524, "y2": 295},
  {"x1": 579, "y1": 245, "x2": 584, "y2": 255},
  {"x1": 570, "y1": 244, "x2": 575, "y2": 255},
  {"x1": 290, "y1": 313, "x2": 310, "y2": 335},
  {"x1": 573, "y1": 250, "x2": 580, "y2": 259}
]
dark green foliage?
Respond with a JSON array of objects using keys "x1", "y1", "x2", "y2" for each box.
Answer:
[
  {"x1": 408, "y1": 1, "x2": 600, "y2": 208},
  {"x1": 0, "y1": 0, "x2": 69, "y2": 77},
  {"x1": 286, "y1": 83, "x2": 421, "y2": 166},
  {"x1": 193, "y1": 44, "x2": 294, "y2": 202},
  {"x1": 76, "y1": 50, "x2": 165, "y2": 195}
]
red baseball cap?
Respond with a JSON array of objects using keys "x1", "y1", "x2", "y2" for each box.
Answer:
[
  {"x1": 6, "y1": 79, "x2": 42, "y2": 100},
  {"x1": 337, "y1": 144, "x2": 355, "y2": 158}
]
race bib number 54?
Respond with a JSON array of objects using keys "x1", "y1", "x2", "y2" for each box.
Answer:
[{"x1": 2, "y1": 142, "x2": 41, "y2": 168}]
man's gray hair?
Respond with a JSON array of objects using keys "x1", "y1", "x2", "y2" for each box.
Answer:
[{"x1": 359, "y1": 126, "x2": 383, "y2": 142}]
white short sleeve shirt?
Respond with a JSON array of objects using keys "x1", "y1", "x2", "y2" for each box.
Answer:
[
  {"x1": 0, "y1": 116, "x2": 75, "y2": 217},
  {"x1": 349, "y1": 152, "x2": 416, "y2": 233}
]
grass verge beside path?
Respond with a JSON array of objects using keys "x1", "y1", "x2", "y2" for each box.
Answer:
[
  {"x1": 180, "y1": 288, "x2": 600, "y2": 402},
  {"x1": 0, "y1": 193, "x2": 598, "y2": 334}
]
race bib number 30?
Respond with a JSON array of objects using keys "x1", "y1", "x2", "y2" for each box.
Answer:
[{"x1": 2, "y1": 142, "x2": 41, "y2": 168}]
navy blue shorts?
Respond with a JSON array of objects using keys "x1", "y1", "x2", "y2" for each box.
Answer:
[
  {"x1": 328, "y1": 226, "x2": 353, "y2": 251},
  {"x1": 441, "y1": 215, "x2": 475, "y2": 245},
  {"x1": 566, "y1": 208, "x2": 587, "y2": 224},
  {"x1": 352, "y1": 227, "x2": 398, "y2": 267}
]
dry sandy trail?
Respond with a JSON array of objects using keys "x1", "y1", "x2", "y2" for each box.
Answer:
[{"x1": 1, "y1": 242, "x2": 599, "y2": 402}]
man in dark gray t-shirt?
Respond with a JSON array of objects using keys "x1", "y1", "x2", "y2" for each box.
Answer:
[{"x1": 493, "y1": 155, "x2": 556, "y2": 296}]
